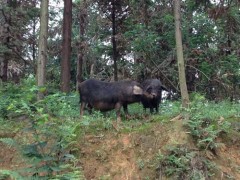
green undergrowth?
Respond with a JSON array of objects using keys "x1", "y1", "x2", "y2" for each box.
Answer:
[
  {"x1": 155, "y1": 145, "x2": 216, "y2": 179},
  {"x1": 154, "y1": 94, "x2": 240, "y2": 180},
  {"x1": 0, "y1": 79, "x2": 83, "y2": 179},
  {"x1": 0, "y1": 80, "x2": 240, "y2": 179},
  {"x1": 185, "y1": 94, "x2": 240, "y2": 151}
]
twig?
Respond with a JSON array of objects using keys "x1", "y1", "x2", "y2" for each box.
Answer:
[
  {"x1": 151, "y1": 59, "x2": 180, "y2": 92},
  {"x1": 170, "y1": 114, "x2": 182, "y2": 121},
  {"x1": 186, "y1": 64, "x2": 210, "y2": 81}
]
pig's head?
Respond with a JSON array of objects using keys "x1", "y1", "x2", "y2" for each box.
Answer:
[{"x1": 144, "y1": 85, "x2": 162, "y2": 99}]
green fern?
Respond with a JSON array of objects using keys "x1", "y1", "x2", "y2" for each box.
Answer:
[
  {"x1": 0, "y1": 170, "x2": 24, "y2": 180},
  {"x1": 0, "y1": 138, "x2": 18, "y2": 148}
]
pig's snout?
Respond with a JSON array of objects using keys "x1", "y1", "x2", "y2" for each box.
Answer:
[
  {"x1": 144, "y1": 92, "x2": 156, "y2": 99},
  {"x1": 151, "y1": 93, "x2": 157, "y2": 98}
]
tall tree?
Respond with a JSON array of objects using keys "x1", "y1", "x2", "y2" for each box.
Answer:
[
  {"x1": 0, "y1": 1, "x2": 40, "y2": 83},
  {"x1": 0, "y1": 1, "x2": 11, "y2": 82},
  {"x1": 61, "y1": 0, "x2": 72, "y2": 93},
  {"x1": 96, "y1": 0, "x2": 129, "y2": 81},
  {"x1": 174, "y1": 0, "x2": 189, "y2": 108},
  {"x1": 141, "y1": 0, "x2": 150, "y2": 27},
  {"x1": 37, "y1": 0, "x2": 49, "y2": 99},
  {"x1": 77, "y1": 0, "x2": 87, "y2": 86},
  {"x1": 111, "y1": 0, "x2": 118, "y2": 81}
]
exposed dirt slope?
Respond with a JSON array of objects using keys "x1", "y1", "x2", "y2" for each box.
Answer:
[
  {"x1": 1, "y1": 119, "x2": 240, "y2": 179},
  {"x1": 78, "y1": 119, "x2": 240, "y2": 179}
]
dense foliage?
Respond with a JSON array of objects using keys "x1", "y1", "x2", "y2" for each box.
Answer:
[
  {"x1": 0, "y1": 0, "x2": 240, "y2": 179},
  {"x1": 0, "y1": 0, "x2": 239, "y2": 100},
  {"x1": 0, "y1": 79, "x2": 240, "y2": 178}
]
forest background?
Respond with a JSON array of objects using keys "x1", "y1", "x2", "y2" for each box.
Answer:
[
  {"x1": 0, "y1": 0, "x2": 240, "y2": 179},
  {"x1": 1, "y1": 0, "x2": 239, "y2": 99}
]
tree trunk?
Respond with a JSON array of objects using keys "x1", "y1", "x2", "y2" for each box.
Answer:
[
  {"x1": 77, "y1": 0, "x2": 87, "y2": 90},
  {"x1": 32, "y1": 14, "x2": 37, "y2": 75},
  {"x1": 77, "y1": 51, "x2": 83, "y2": 85},
  {"x1": 111, "y1": 0, "x2": 118, "y2": 81},
  {"x1": 174, "y1": 0, "x2": 189, "y2": 108},
  {"x1": 61, "y1": 0, "x2": 72, "y2": 93},
  {"x1": 37, "y1": 0, "x2": 49, "y2": 99},
  {"x1": 142, "y1": 0, "x2": 149, "y2": 27},
  {"x1": 0, "y1": 1, "x2": 11, "y2": 82},
  {"x1": 1, "y1": 58, "x2": 8, "y2": 82}
]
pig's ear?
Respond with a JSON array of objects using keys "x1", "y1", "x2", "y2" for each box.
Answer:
[
  {"x1": 146, "y1": 86, "x2": 152, "y2": 93},
  {"x1": 133, "y1": 85, "x2": 143, "y2": 95}
]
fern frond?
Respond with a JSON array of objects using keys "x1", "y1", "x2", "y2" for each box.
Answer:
[
  {"x1": 0, "y1": 170, "x2": 24, "y2": 180},
  {"x1": 0, "y1": 138, "x2": 18, "y2": 148}
]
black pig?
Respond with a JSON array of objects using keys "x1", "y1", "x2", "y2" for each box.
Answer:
[
  {"x1": 78, "y1": 79, "x2": 143, "y2": 123},
  {"x1": 141, "y1": 79, "x2": 168, "y2": 113}
]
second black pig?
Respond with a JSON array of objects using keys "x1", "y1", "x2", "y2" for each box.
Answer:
[{"x1": 141, "y1": 79, "x2": 168, "y2": 113}]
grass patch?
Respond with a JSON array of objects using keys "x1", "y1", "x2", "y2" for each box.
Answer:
[
  {"x1": 186, "y1": 94, "x2": 240, "y2": 151},
  {"x1": 155, "y1": 145, "x2": 216, "y2": 179},
  {"x1": 1, "y1": 82, "x2": 239, "y2": 179}
]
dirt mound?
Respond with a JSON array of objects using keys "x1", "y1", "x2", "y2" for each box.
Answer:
[
  {"x1": 1, "y1": 118, "x2": 240, "y2": 179},
  {"x1": 78, "y1": 119, "x2": 240, "y2": 179},
  {"x1": 79, "y1": 120, "x2": 190, "y2": 179},
  {"x1": 80, "y1": 133, "x2": 140, "y2": 179},
  {"x1": 213, "y1": 139, "x2": 240, "y2": 179}
]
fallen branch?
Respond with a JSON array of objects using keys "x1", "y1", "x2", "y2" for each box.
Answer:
[{"x1": 170, "y1": 114, "x2": 183, "y2": 121}]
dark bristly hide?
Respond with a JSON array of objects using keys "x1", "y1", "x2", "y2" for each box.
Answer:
[
  {"x1": 78, "y1": 79, "x2": 143, "y2": 124},
  {"x1": 141, "y1": 79, "x2": 168, "y2": 113}
]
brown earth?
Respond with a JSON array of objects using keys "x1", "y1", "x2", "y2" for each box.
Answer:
[
  {"x1": 78, "y1": 119, "x2": 240, "y2": 180},
  {"x1": 1, "y1": 118, "x2": 240, "y2": 179}
]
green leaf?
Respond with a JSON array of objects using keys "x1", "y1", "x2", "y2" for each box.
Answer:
[
  {"x1": 0, "y1": 138, "x2": 18, "y2": 148},
  {"x1": 0, "y1": 170, "x2": 24, "y2": 180}
]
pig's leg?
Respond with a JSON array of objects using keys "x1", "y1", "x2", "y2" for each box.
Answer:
[
  {"x1": 80, "y1": 101, "x2": 86, "y2": 118},
  {"x1": 87, "y1": 104, "x2": 93, "y2": 114},
  {"x1": 112, "y1": 102, "x2": 122, "y2": 131},
  {"x1": 150, "y1": 107, "x2": 154, "y2": 114},
  {"x1": 115, "y1": 102, "x2": 122, "y2": 124},
  {"x1": 123, "y1": 104, "x2": 131, "y2": 120}
]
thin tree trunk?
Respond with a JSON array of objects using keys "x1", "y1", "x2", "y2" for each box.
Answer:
[
  {"x1": 90, "y1": 64, "x2": 95, "y2": 78},
  {"x1": 142, "y1": 0, "x2": 148, "y2": 27},
  {"x1": 111, "y1": 0, "x2": 118, "y2": 81},
  {"x1": 0, "y1": 1, "x2": 11, "y2": 82},
  {"x1": 61, "y1": 0, "x2": 72, "y2": 93},
  {"x1": 2, "y1": 58, "x2": 8, "y2": 82},
  {"x1": 77, "y1": 51, "x2": 83, "y2": 84},
  {"x1": 174, "y1": 0, "x2": 189, "y2": 108},
  {"x1": 172, "y1": 1, "x2": 190, "y2": 144},
  {"x1": 2, "y1": 24, "x2": 9, "y2": 82},
  {"x1": 37, "y1": 0, "x2": 49, "y2": 99},
  {"x1": 32, "y1": 16, "x2": 37, "y2": 74},
  {"x1": 77, "y1": 0, "x2": 87, "y2": 90}
]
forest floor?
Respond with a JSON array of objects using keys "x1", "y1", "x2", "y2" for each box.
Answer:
[{"x1": 1, "y1": 115, "x2": 240, "y2": 179}]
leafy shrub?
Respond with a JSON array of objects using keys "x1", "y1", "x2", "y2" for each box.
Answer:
[
  {"x1": 0, "y1": 117, "x2": 84, "y2": 179},
  {"x1": 0, "y1": 78, "x2": 84, "y2": 179},
  {"x1": 160, "y1": 100, "x2": 182, "y2": 117},
  {"x1": 40, "y1": 92, "x2": 79, "y2": 118},
  {"x1": 156, "y1": 145, "x2": 215, "y2": 179},
  {"x1": 186, "y1": 94, "x2": 237, "y2": 151},
  {"x1": 0, "y1": 77, "x2": 79, "y2": 120}
]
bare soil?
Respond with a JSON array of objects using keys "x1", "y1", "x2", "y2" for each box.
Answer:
[
  {"x1": 78, "y1": 120, "x2": 240, "y2": 179},
  {"x1": 1, "y1": 118, "x2": 240, "y2": 180}
]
